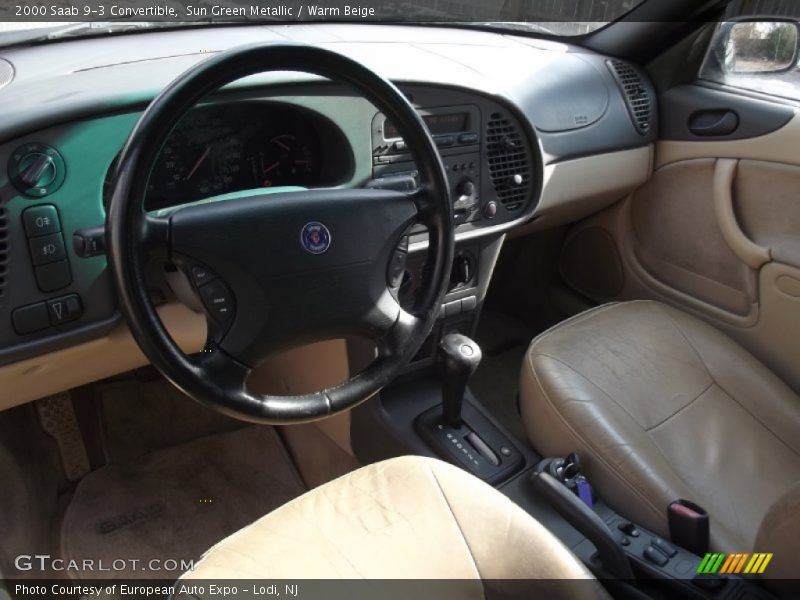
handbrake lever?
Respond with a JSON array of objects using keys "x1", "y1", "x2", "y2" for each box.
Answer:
[{"x1": 530, "y1": 470, "x2": 635, "y2": 581}]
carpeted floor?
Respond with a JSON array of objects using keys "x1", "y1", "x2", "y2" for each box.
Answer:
[
  {"x1": 470, "y1": 310, "x2": 535, "y2": 446},
  {"x1": 61, "y1": 425, "x2": 305, "y2": 580}
]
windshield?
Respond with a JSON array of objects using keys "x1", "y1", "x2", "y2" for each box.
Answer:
[{"x1": 0, "y1": 0, "x2": 646, "y2": 45}]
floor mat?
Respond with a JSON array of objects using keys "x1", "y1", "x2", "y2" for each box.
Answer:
[
  {"x1": 61, "y1": 425, "x2": 305, "y2": 579},
  {"x1": 471, "y1": 311, "x2": 534, "y2": 446},
  {"x1": 99, "y1": 377, "x2": 243, "y2": 463}
]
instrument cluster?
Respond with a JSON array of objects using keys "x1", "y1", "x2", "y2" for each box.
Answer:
[{"x1": 106, "y1": 101, "x2": 352, "y2": 211}]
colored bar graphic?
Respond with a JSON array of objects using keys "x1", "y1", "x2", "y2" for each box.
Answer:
[
  {"x1": 757, "y1": 554, "x2": 773, "y2": 574},
  {"x1": 719, "y1": 554, "x2": 736, "y2": 573},
  {"x1": 698, "y1": 552, "x2": 774, "y2": 574}
]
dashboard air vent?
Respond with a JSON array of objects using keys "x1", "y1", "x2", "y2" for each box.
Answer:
[
  {"x1": 485, "y1": 112, "x2": 531, "y2": 212},
  {"x1": 607, "y1": 59, "x2": 652, "y2": 135},
  {"x1": 0, "y1": 206, "x2": 8, "y2": 308}
]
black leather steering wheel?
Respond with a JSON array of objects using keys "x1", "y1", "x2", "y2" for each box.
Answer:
[{"x1": 107, "y1": 43, "x2": 454, "y2": 424}]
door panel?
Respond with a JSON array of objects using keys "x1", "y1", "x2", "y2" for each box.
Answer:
[
  {"x1": 630, "y1": 159, "x2": 758, "y2": 317},
  {"x1": 558, "y1": 86, "x2": 800, "y2": 393},
  {"x1": 735, "y1": 160, "x2": 800, "y2": 267}
]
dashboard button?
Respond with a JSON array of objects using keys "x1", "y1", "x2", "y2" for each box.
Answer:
[
  {"x1": 618, "y1": 521, "x2": 640, "y2": 537},
  {"x1": 35, "y1": 260, "x2": 72, "y2": 292},
  {"x1": 444, "y1": 299, "x2": 461, "y2": 318},
  {"x1": 199, "y1": 280, "x2": 234, "y2": 322},
  {"x1": 47, "y1": 294, "x2": 82, "y2": 326},
  {"x1": 29, "y1": 232, "x2": 66, "y2": 265},
  {"x1": 387, "y1": 250, "x2": 407, "y2": 288},
  {"x1": 12, "y1": 302, "x2": 49, "y2": 335},
  {"x1": 459, "y1": 132, "x2": 479, "y2": 144},
  {"x1": 651, "y1": 537, "x2": 677, "y2": 558},
  {"x1": 434, "y1": 135, "x2": 454, "y2": 147},
  {"x1": 644, "y1": 545, "x2": 670, "y2": 567},
  {"x1": 23, "y1": 205, "x2": 60, "y2": 237},
  {"x1": 191, "y1": 265, "x2": 216, "y2": 287}
]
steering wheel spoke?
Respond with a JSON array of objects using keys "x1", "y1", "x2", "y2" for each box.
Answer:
[
  {"x1": 192, "y1": 344, "x2": 252, "y2": 400},
  {"x1": 410, "y1": 185, "x2": 439, "y2": 227},
  {"x1": 140, "y1": 213, "x2": 171, "y2": 257}
]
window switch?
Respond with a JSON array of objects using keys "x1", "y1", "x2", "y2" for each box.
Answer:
[
  {"x1": 644, "y1": 545, "x2": 670, "y2": 567},
  {"x1": 652, "y1": 537, "x2": 677, "y2": 558},
  {"x1": 618, "y1": 521, "x2": 640, "y2": 537}
]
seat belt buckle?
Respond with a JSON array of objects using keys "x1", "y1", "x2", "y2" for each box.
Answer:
[{"x1": 668, "y1": 499, "x2": 709, "y2": 556}]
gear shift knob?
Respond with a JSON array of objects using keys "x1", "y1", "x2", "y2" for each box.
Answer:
[{"x1": 438, "y1": 332, "x2": 482, "y2": 428}]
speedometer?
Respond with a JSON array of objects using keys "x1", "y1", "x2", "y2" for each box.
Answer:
[{"x1": 145, "y1": 108, "x2": 248, "y2": 210}]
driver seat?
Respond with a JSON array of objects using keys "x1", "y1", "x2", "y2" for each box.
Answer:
[{"x1": 179, "y1": 455, "x2": 608, "y2": 598}]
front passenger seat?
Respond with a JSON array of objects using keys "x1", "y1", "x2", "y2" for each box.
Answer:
[
  {"x1": 520, "y1": 300, "x2": 800, "y2": 579},
  {"x1": 180, "y1": 456, "x2": 608, "y2": 599}
]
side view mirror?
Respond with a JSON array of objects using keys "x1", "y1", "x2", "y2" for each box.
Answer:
[{"x1": 721, "y1": 19, "x2": 800, "y2": 75}]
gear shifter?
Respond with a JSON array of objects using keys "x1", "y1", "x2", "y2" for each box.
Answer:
[
  {"x1": 438, "y1": 333, "x2": 482, "y2": 428},
  {"x1": 415, "y1": 332, "x2": 522, "y2": 483}
]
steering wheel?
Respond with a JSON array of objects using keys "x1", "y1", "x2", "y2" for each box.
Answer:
[{"x1": 107, "y1": 43, "x2": 454, "y2": 424}]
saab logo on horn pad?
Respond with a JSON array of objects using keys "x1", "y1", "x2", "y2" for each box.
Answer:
[{"x1": 300, "y1": 221, "x2": 331, "y2": 254}]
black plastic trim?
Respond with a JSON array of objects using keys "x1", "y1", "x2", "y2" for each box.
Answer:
[{"x1": 660, "y1": 83, "x2": 794, "y2": 141}]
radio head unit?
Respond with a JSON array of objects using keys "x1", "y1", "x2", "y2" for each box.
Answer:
[{"x1": 371, "y1": 105, "x2": 484, "y2": 226}]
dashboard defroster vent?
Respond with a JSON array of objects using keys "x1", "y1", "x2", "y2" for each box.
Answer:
[
  {"x1": 607, "y1": 59, "x2": 653, "y2": 135},
  {"x1": 0, "y1": 206, "x2": 8, "y2": 308},
  {"x1": 485, "y1": 112, "x2": 531, "y2": 212}
]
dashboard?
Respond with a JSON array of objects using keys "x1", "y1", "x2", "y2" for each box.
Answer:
[{"x1": 0, "y1": 24, "x2": 657, "y2": 389}]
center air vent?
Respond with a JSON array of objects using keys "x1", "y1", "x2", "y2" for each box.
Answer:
[
  {"x1": 485, "y1": 112, "x2": 531, "y2": 212},
  {"x1": 0, "y1": 206, "x2": 8, "y2": 308},
  {"x1": 607, "y1": 59, "x2": 653, "y2": 135}
]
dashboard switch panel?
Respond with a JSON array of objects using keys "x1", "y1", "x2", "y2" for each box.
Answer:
[
  {"x1": 8, "y1": 143, "x2": 66, "y2": 197},
  {"x1": 35, "y1": 260, "x2": 72, "y2": 293},
  {"x1": 22, "y1": 205, "x2": 60, "y2": 237},
  {"x1": 28, "y1": 233, "x2": 66, "y2": 266},
  {"x1": 12, "y1": 302, "x2": 49, "y2": 335},
  {"x1": 47, "y1": 294, "x2": 83, "y2": 326}
]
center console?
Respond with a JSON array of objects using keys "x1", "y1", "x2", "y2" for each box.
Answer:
[{"x1": 353, "y1": 353, "x2": 778, "y2": 600}]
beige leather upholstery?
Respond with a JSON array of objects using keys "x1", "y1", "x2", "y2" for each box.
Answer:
[
  {"x1": 754, "y1": 481, "x2": 800, "y2": 584},
  {"x1": 520, "y1": 301, "x2": 800, "y2": 553},
  {"x1": 180, "y1": 456, "x2": 606, "y2": 598}
]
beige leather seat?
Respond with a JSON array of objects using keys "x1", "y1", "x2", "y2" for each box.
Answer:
[
  {"x1": 180, "y1": 455, "x2": 607, "y2": 598},
  {"x1": 520, "y1": 301, "x2": 800, "y2": 575}
]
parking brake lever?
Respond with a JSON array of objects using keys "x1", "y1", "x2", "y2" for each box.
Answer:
[{"x1": 530, "y1": 470, "x2": 634, "y2": 581}]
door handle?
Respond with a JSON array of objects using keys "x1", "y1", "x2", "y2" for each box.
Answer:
[{"x1": 688, "y1": 109, "x2": 739, "y2": 136}]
